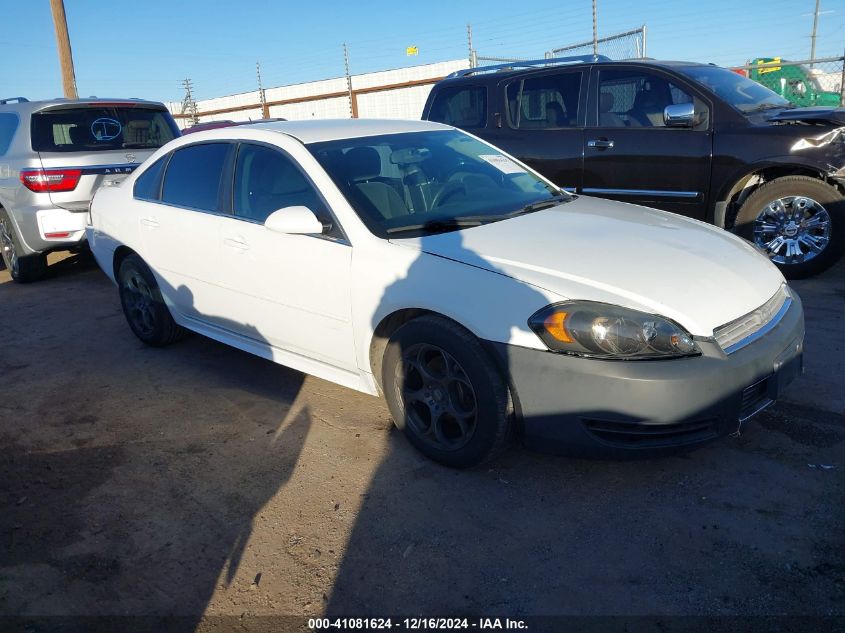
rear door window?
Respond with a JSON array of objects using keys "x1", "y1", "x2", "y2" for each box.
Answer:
[
  {"x1": 0, "y1": 113, "x2": 18, "y2": 155},
  {"x1": 31, "y1": 106, "x2": 178, "y2": 152},
  {"x1": 161, "y1": 143, "x2": 230, "y2": 212},
  {"x1": 506, "y1": 71, "x2": 583, "y2": 129},
  {"x1": 427, "y1": 86, "x2": 487, "y2": 129}
]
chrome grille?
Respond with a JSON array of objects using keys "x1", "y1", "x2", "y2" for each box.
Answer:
[{"x1": 714, "y1": 285, "x2": 791, "y2": 354}]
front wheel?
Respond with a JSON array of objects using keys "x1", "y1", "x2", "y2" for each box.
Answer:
[
  {"x1": 117, "y1": 254, "x2": 185, "y2": 346},
  {"x1": 381, "y1": 315, "x2": 512, "y2": 468},
  {"x1": 734, "y1": 176, "x2": 844, "y2": 278}
]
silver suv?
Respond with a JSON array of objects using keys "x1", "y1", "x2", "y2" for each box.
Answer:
[{"x1": 0, "y1": 97, "x2": 179, "y2": 282}]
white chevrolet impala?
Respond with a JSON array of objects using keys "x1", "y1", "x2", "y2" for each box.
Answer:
[{"x1": 87, "y1": 119, "x2": 804, "y2": 467}]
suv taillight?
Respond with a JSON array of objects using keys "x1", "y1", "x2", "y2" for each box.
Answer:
[{"x1": 20, "y1": 168, "x2": 82, "y2": 193}]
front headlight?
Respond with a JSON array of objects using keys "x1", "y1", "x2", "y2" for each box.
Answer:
[{"x1": 528, "y1": 302, "x2": 700, "y2": 360}]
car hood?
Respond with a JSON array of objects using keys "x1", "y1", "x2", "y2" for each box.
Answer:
[
  {"x1": 767, "y1": 106, "x2": 845, "y2": 126},
  {"x1": 390, "y1": 196, "x2": 785, "y2": 337}
]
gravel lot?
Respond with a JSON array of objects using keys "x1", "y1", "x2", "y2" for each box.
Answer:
[{"x1": 0, "y1": 252, "x2": 843, "y2": 627}]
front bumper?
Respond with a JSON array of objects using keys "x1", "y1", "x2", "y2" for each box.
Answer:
[{"x1": 487, "y1": 294, "x2": 805, "y2": 456}]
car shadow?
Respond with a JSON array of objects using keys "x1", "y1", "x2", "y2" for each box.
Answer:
[{"x1": 0, "y1": 259, "x2": 312, "y2": 631}]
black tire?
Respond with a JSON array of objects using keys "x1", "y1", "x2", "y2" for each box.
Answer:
[
  {"x1": 381, "y1": 315, "x2": 512, "y2": 468},
  {"x1": 733, "y1": 176, "x2": 844, "y2": 279},
  {"x1": 0, "y1": 208, "x2": 47, "y2": 283},
  {"x1": 117, "y1": 254, "x2": 186, "y2": 347}
]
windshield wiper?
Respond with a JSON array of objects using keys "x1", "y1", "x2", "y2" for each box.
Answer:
[
  {"x1": 386, "y1": 218, "x2": 483, "y2": 236},
  {"x1": 462, "y1": 197, "x2": 567, "y2": 223},
  {"x1": 743, "y1": 103, "x2": 794, "y2": 113}
]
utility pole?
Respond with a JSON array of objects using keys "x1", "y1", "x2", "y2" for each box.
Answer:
[
  {"x1": 810, "y1": 0, "x2": 821, "y2": 64},
  {"x1": 256, "y1": 61, "x2": 268, "y2": 119},
  {"x1": 49, "y1": 0, "x2": 78, "y2": 98},
  {"x1": 467, "y1": 23, "x2": 475, "y2": 68},
  {"x1": 343, "y1": 43, "x2": 356, "y2": 118},
  {"x1": 592, "y1": 0, "x2": 599, "y2": 57},
  {"x1": 181, "y1": 78, "x2": 199, "y2": 125}
]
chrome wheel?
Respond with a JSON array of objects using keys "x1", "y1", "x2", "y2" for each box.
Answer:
[
  {"x1": 753, "y1": 196, "x2": 831, "y2": 265},
  {"x1": 121, "y1": 271, "x2": 157, "y2": 338},
  {"x1": 0, "y1": 215, "x2": 18, "y2": 276},
  {"x1": 396, "y1": 343, "x2": 478, "y2": 452}
]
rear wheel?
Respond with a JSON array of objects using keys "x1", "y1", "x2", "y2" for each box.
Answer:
[
  {"x1": 734, "y1": 176, "x2": 844, "y2": 278},
  {"x1": 0, "y1": 209, "x2": 47, "y2": 283},
  {"x1": 382, "y1": 315, "x2": 512, "y2": 468},
  {"x1": 117, "y1": 254, "x2": 185, "y2": 346}
]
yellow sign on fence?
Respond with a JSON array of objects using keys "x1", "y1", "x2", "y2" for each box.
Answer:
[
  {"x1": 406, "y1": 46, "x2": 419, "y2": 56},
  {"x1": 755, "y1": 57, "x2": 782, "y2": 74}
]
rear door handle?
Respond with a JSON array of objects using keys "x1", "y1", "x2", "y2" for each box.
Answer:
[
  {"x1": 140, "y1": 217, "x2": 159, "y2": 228},
  {"x1": 223, "y1": 237, "x2": 249, "y2": 251},
  {"x1": 587, "y1": 139, "x2": 614, "y2": 149}
]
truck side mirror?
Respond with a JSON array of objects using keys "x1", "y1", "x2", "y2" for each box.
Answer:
[{"x1": 663, "y1": 102, "x2": 695, "y2": 128}]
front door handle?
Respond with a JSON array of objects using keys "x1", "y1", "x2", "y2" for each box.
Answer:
[
  {"x1": 140, "y1": 217, "x2": 159, "y2": 228},
  {"x1": 223, "y1": 237, "x2": 249, "y2": 251},
  {"x1": 587, "y1": 139, "x2": 614, "y2": 149}
]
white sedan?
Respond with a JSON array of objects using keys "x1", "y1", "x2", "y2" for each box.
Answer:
[{"x1": 88, "y1": 119, "x2": 804, "y2": 467}]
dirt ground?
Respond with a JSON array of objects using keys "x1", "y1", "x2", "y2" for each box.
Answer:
[{"x1": 0, "y1": 252, "x2": 843, "y2": 629}]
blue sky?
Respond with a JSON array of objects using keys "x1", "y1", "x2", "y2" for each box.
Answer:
[{"x1": 2, "y1": 0, "x2": 842, "y2": 103}]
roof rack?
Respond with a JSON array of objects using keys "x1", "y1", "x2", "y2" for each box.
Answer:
[
  {"x1": 447, "y1": 54, "x2": 611, "y2": 78},
  {"x1": 0, "y1": 97, "x2": 29, "y2": 104}
]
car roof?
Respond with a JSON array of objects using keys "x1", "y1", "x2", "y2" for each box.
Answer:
[
  {"x1": 243, "y1": 118, "x2": 452, "y2": 144},
  {"x1": 442, "y1": 59, "x2": 709, "y2": 82},
  {"x1": 0, "y1": 97, "x2": 169, "y2": 115}
]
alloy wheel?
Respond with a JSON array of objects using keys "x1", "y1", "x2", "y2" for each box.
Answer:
[
  {"x1": 396, "y1": 343, "x2": 478, "y2": 452},
  {"x1": 753, "y1": 196, "x2": 832, "y2": 265},
  {"x1": 0, "y1": 216, "x2": 19, "y2": 276},
  {"x1": 122, "y1": 271, "x2": 158, "y2": 338}
]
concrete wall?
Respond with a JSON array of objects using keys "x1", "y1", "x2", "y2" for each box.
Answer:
[{"x1": 168, "y1": 59, "x2": 469, "y2": 129}]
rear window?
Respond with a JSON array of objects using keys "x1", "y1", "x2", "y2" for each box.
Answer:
[
  {"x1": 31, "y1": 106, "x2": 179, "y2": 152},
  {"x1": 428, "y1": 86, "x2": 487, "y2": 129},
  {"x1": 0, "y1": 113, "x2": 18, "y2": 155}
]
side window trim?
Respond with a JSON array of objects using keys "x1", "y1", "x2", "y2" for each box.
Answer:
[{"x1": 230, "y1": 140, "x2": 349, "y2": 245}]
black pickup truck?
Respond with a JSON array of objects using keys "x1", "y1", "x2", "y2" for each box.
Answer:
[{"x1": 422, "y1": 56, "x2": 845, "y2": 277}]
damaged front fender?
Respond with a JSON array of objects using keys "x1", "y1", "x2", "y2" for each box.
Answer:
[{"x1": 791, "y1": 126, "x2": 845, "y2": 152}]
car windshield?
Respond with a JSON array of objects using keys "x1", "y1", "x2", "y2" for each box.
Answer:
[
  {"x1": 678, "y1": 65, "x2": 793, "y2": 113},
  {"x1": 307, "y1": 130, "x2": 569, "y2": 238},
  {"x1": 31, "y1": 106, "x2": 179, "y2": 152}
]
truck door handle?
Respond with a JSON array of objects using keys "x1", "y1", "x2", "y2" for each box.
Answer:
[
  {"x1": 223, "y1": 237, "x2": 249, "y2": 251},
  {"x1": 587, "y1": 139, "x2": 614, "y2": 149},
  {"x1": 140, "y1": 217, "x2": 159, "y2": 228}
]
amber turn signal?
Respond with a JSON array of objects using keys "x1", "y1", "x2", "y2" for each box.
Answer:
[{"x1": 543, "y1": 311, "x2": 573, "y2": 343}]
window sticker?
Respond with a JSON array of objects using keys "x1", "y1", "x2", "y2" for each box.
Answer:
[
  {"x1": 478, "y1": 154, "x2": 525, "y2": 174},
  {"x1": 91, "y1": 118, "x2": 122, "y2": 141}
]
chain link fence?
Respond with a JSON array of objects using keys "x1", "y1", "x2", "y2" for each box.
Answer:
[
  {"x1": 546, "y1": 26, "x2": 647, "y2": 60},
  {"x1": 733, "y1": 57, "x2": 844, "y2": 107}
]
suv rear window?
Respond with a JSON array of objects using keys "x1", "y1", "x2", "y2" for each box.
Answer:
[
  {"x1": 31, "y1": 106, "x2": 178, "y2": 153},
  {"x1": 428, "y1": 86, "x2": 487, "y2": 129}
]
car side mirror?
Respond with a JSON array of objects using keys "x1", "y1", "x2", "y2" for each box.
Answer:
[
  {"x1": 264, "y1": 206, "x2": 324, "y2": 235},
  {"x1": 664, "y1": 102, "x2": 695, "y2": 128}
]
